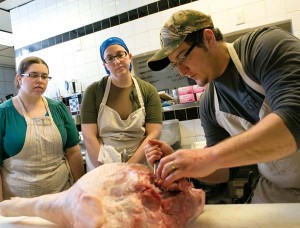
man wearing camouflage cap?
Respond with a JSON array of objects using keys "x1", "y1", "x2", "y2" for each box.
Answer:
[{"x1": 145, "y1": 9, "x2": 300, "y2": 203}]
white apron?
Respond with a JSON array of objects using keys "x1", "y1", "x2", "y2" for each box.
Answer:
[
  {"x1": 213, "y1": 43, "x2": 300, "y2": 203},
  {"x1": 2, "y1": 96, "x2": 73, "y2": 199},
  {"x1": 85, "y1": 76, "x2": 146, "y2": 171}
]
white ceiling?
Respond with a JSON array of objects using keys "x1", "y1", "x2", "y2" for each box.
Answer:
[
  {"x1": 0, "y1": 0, "x2": 32, "y2": 11},
  {"x1": 0, "y1": 0, "x2": 32, "y2": 67}
]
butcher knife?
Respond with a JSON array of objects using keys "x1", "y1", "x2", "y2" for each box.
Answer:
[{"x1": 153, "y1": 160, "x2": 159, "y2": 175}]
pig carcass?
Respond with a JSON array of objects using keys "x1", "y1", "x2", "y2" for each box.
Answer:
[{"x1": 0, "y1": 163, "x2": 205, "y2": 228}]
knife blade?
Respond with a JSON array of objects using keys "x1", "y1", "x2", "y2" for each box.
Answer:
[{"x1": 153, "y1": 160, "x2": 159, "y2": 175}]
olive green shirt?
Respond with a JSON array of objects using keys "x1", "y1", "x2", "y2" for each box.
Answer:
[{"x1": 81, "y1": 76, "x2": 162, "y2": 124}]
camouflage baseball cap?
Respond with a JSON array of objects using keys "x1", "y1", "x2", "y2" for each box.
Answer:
[{"x1": 147, "y1": 10, "x2": 214, "y2": 71}]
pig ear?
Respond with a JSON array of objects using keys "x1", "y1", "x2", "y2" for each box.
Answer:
[{"x1": 73, "y1": 193, "x2": 105, "y2": 227}]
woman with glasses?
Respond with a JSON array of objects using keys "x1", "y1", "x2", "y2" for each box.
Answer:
[
  {"x1": 80, "y1": 37, "x2": 162, "y2": 171},
  {"x1": 0, "y1": 56, "x2": 84, "y2": 201}
]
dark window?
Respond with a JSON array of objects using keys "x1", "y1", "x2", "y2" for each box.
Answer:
[
  {"x1": 70, "y1": 30, "x2": 78, "y2": 40},
  {"x1": 138, "y1": 6, "x2": 148, "y2": 18},
  {"x1": 55, "y1": 34, "x2": 62, "y2": 44},
  {"x1": 180, "y1": 0, "x2": 192, "y2": 5},
  {"x1": 77, "y1": 27, "x2": 86, "y2": 37},
  {"x1": 62, "y1": 32, "x2": 70, "y2": 42},
  {"x1": 158, "y1": 0, "x2": 169, "y2": 11},
  {"x1": 119, "y1": 12, "x2": 129, "y2": 24},
  {"x1": 128, "y1": 9, "x2": 138, "y2": 21},
  {"x1": 148, "y1": 2, "x2": 158, "y2": 14},
  {"x1": 41, "y1": 39, "x2": 49, "y2": 49},
  {"x1": 29, "y1": 42, "x2": 41, "y2": 52},
  {"x1": 93, "y1": 21, "x2": 102, "y2": 32},
  {"x1": 102, "y1": 18, "x2": 110, "y2": 30},
  {"x1": 48, "y1": 37, "x2": 55, "y2": 47},
  {"x1": 85, "y1": 24, "x2": 93, "y2": 35},
  {"x1": 110, "y1": 15, "x2": 119, "y2": 27},
  {"x1": 168, "y1": 0, "x2": 180, "y2": 7}
]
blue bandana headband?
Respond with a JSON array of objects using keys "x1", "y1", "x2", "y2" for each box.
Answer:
[{"x1": 99, "y1": 37, "x2": 132, "y2": 75}]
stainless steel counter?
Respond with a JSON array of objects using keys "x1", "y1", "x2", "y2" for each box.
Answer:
[{"x1": 162, "y1": 101, "x2": 199, "y2": 112}]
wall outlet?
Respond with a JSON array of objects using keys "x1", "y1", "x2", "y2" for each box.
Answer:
[{"x1": 235, "y1": 9, "x2": 245, "y2": 25}]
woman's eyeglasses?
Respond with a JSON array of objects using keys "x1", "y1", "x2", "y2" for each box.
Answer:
[
  {"x1": 21, "y1": 73, "x2": 52, "y2": 81},
  {"x1": 104, "y1": 51, "x2": 128, "y2": 64}
]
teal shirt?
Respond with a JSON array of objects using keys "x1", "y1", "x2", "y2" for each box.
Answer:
[{"x1": 0, "y1": 97, "x2": 80, "y2": 165}]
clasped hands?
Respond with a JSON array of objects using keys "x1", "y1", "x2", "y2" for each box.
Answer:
[{"x1": 144, "y1": 139, "x2": 216, "y2": 188}]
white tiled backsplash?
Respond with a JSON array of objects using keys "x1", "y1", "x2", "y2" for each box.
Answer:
[{"x1": 179, "y1": 119, "x2": 206, "y2": 146}]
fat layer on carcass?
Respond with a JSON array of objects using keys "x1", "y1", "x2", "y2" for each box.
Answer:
[{"x1": 0, "y1": 163, "x2": 205, "y2": 228}]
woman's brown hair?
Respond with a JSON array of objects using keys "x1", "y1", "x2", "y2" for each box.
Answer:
[{"x1": 14, "y1": 56, "x2": 49, "y2": 90}]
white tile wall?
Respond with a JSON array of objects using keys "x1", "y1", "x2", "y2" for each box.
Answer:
[
  {"x1": 132, "y1": 17, "x2": 148, "y2": 34},
  {"x1": 118, "y1": 23, "x2": 134, "y2": 38},
  {"x1": 102, "y1": 1, "x2": 117, "y2": 19},
  {"x1": 79, "y1": 0, "x2": 91, "y2": 12},
  {"x1": 285, "y1": 0, "x2": 300, "y2": 12},
  {"x1": 128, "y1": 0, "x2": 144, "y2": 10},
  {"x1": 6, "y1": 0, "x2": 300, "y2": 141},
  {"x1": 146, "y1": 13, "x2": 163, "y2": 31},
  {"x1": 91, "y1": 6, "x2": 105, "y2": 23},
  {"x1": 177, "y1": 119, "x2": 206, "y2": 146},
  {"x1": 116, "y1": 0, "x2": 130, "y2": 14},
  {"x1": 265, "y1": 0, "x2": 287, "y2": 18}
]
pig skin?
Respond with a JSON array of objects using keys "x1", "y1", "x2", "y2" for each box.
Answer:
[{"x1": 0, "y1": 163, "x2": 205, "y2": 228}]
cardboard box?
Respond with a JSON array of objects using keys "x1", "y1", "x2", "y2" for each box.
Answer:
[
  {"x1": 178, "y1": 86, "x2": 193, "y2": 96},
  {"x1": 195, "y1": 92, "x2": 204, "y2": 101},
  {"x1": 179, "y1": 93, "x2": 195, "y2": 104},
  {"x1": 193, "y1": 85, "x2": 206, "y2": 93}
]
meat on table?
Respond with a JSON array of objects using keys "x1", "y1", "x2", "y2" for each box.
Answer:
[{"x1": 0, "y1": 163, "x2": 205, "y2": 228}]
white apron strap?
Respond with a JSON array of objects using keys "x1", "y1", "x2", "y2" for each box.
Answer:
[{"x1": 226, "y1": 43, "x2": 265, "y2": 95}]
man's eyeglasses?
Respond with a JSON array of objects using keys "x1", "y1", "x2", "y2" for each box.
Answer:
[
  {"x1": 104, "y1": 51, "x2": 128, "y2": 64},
  {"x1": 170, "y1": 43, "x2": 196, "y2": 69},
  {"x1": 21, "y1": 73, "x2": 52, "y2": 81}
]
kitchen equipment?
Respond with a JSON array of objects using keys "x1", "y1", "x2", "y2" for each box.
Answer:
[
  {"x1": 159, "y1": 119, "x2": 181, "y2": 149},
  {"x1": 64, "y1": 80, "x2": 82, "y2": 95}
]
